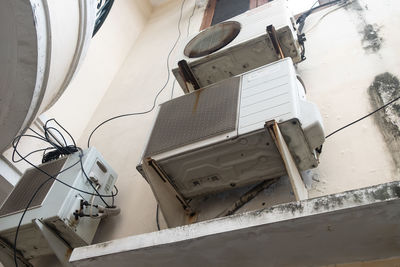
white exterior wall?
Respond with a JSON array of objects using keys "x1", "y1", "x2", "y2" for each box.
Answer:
[
  {"x1": 2, "y1": 0, "x2": 400, "y2": 266},
  {"x1": 78, "y1": 0, "x2": 203, "y2": 242},
  {"x1": 79, "y1": 0, "x2": 400, "y2": 245}
]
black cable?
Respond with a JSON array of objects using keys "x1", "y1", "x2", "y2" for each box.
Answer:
[
  {"x1": 112, "y1": 185, "x2": 118, "y2": 207},
  {"x1": 87, "y1": 0, "x2": 187, "y2": 148},
  {"x1": 46, "y1": 119, "x2": 77, "y2": 148},
  {"x1": 28, "y1": 127, "x2": 46, "y2": 139},
  {"x1": 44, "y1": 127, "x2": 68, "y2": 147},
  {"x1": 156, "y1": 203, "x2": 161, "y2": 231},
  {"x1": 326, "y1": 95, "x2": 400, "y2": 139},
  {"x1": 154, "y1": 0, "x2": 192, "y2": 229},
  {"x1": 12, "y1": 147, "x2": 54, "y2": 163},
  {"x1": 12, "y1": 138, "x2": 117, "y2": 198},
  {"x1": 12, "y1": 134, "x2": 116, "y2": 198},
  {"x1": 78, "y1": 148, "x2": 112, "y2": 208},
  {"x1": 13, "y1": 159, "x2": 80, "y2": 267},
  {"x1": 11, "y1": 120, "x2": 120, "y2": 267},
  {"x1": 187, "y1": 1, "x2": 196, "y2": 36},
  {"x1": 297, "y1": 0, "x2": 347, "y2": 34}
]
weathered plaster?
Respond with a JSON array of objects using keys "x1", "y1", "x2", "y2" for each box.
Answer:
[{"x1": 70, "y1": 181, "x2": 400, "y2": 267}]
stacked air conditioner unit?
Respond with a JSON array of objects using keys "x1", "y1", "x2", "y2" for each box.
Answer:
[
  {"x1": 138, "y1": 0, "x2": 324, "y2": 225},
  {"x1": 172, "y1": 0, "x2": 303, "y2": 93},
  {"x1": 139, "y1": 58, "x2": 324, "y2": 198}
]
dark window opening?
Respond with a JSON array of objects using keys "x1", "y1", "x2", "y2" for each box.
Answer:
[
  {"x1": 201, "y1": 0, "x2": 273, "y2": 30},
  {"x1": 211, "y1": 0, "x2": 251, "y2": 26}
]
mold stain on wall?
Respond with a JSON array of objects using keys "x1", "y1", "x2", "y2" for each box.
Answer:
[
  {"x1": 368, "y1": 72, "x2": 400, "y2": 170},
  {"x1": 346, "y1": 0, "x2": 383, "y2": 53}
]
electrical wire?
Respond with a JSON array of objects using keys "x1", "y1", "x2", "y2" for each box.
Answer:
[
  {"x1": 78, "y1": 148, "x2": 112, "y2": 208},
  {"x1": 156, "y1": 203, "x2": 161, "y2": 231},
  {"x1": 13, "y1": 159, "x2": 80, "y2": 267},
  {"x1": 297, "y1": 0, "x2": 347, "y2": 34},
  {"x1": 156, "y1": 0, "x2": 195, "y2": 230},
  {"x1": 12, "y1": 127, "x2": 117, "y2": 199},
  {"x1": 170, "y1": 79, "x2": 177, "y2": 100},
  {"x1": 11, "y1": 119, "x2": 119, "y2": 267},
  {"x1": 187, "y1": 0, "x2": 196, "y2": 37},
  {"x1": 169, "y1": 1, "x2": 196, "y2": 100},
  {"x1": 86, "y1": 0, "x2": 187, "y2": 148},
  {"x1": 305, "y1": 1, "x2": 352, "y2": 34},
  {"x1": 12, "y1": 142, "x2": 117, "y2": 198},
  {"x1": 325, "y1": 95, "x2": 400, "y2": 139},
  {"x1": 90, "y1": 184, "x2": 101, "y2": 218}
]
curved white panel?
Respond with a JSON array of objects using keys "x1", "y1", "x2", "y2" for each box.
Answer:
[{"x1": 0, "y1": 0, "x2": 96, "y2": 153}]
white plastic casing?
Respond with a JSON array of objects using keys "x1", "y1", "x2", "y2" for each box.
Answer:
[
  {"x1": 142, "y1": 58, "x2": 324, "y2": 198},
  {"x1": 0, "y1": 147, "x2": 117, "y2": 259},
  {"x1": 172, "y1": 0, "x2": 301, "y2": 93}
]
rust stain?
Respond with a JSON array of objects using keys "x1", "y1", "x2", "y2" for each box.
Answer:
[
  {"x1": 65, "y1": 248, "x2": 72, "y2": 261},
  {"x1": 187, "y1": 212, "x2": 198, "y2": 224},
  {"x1": 192, "y1": 89, "x2": 203, "y2": 113}
]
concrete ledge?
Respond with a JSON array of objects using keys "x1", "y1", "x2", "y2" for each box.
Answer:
[{"x1": 70, "y1": 181, "x2": 400, "y2": 267}]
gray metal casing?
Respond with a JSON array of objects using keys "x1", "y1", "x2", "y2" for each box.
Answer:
[
  {"x1": 0, "y1": 147, "x2": 117, "y2": 259},
  {"x1": 141, "y1": 58, "x2": 324, "y2": 198}
]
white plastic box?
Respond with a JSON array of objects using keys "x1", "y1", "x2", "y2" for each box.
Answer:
[{"x1": 0, "y1": 147, "x2": 117, "y2": 260}]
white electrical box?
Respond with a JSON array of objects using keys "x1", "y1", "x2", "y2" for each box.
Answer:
[
  {"x1": 0, "y1": 147, "x2": 117, "y2": 260},
  {"x1": 172, "y1": 0, "x2": 302, "y2": 93},
  {"x1": 139, "y1": 58, "x2": 324, "y2": 198}
]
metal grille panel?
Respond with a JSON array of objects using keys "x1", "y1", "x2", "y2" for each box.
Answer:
[
  {"x1": 145, "y1": 77, "x2": 240, "y2": 157},
  {"x1": 0, "y1": 157, "x2": 67, "y2": 216}
]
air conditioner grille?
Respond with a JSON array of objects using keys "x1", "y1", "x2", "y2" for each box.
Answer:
[
  {"x1": 0, "y1": 157, "x2": 67, "y2": 217},
  {"x1": 144, "y1": 77, "x2": 240, "y2": 157}
]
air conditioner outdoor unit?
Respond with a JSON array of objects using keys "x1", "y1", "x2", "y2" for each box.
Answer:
[
  {"x1": 139, "y1": 58, "x2": 324, "y2": 198},
  {"x1": 0, "y1": 148, "x2": 117, "y2": 262},
  {"x1": 172, "y1": 0, "x2": 302, "y2": 94}
]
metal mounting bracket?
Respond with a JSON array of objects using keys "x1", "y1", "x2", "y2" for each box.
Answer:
[
  {"x1": 33, "y1": 219, "x2": 73, "y2": 267},
  {"x1": 266, "y1": 120, "x2": 308, "y2": 201}
]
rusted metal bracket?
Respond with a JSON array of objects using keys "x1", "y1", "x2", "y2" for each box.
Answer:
[
  {"x1": 33, "y1": 219, "x2": 73, "y2": 267},
  {"x1": 216, "y1": 178, "x2": 279, "y2": 218},
  {"x1": 143, "y1": 158, "x2": 196, "y2": 227},
  {"x1": 178, "y1": 60, "x2": 201, "y2": 92},
  {"x1": 266, "y1": 120, "x2": 308, "y2": 201},
  {"x1": 266, "y1": 25, "x2": 285, "y2": 59}
]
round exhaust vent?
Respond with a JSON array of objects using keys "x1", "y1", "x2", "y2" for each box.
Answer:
[{"x1": 184, "y1": 21, "x2": 241, "y2": 58}]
